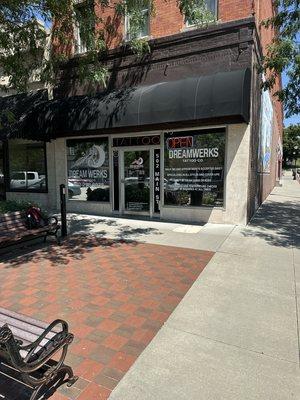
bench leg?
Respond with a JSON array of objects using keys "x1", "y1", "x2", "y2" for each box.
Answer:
[
  {"x1": 45, "y1": 230, "x2": 61, "y2": 245},
  {"x1": 56, "y1": 232, "x2": 61, "y2": 246},
  {"x1": 29, "y1": 365, "x2": 78, "y2": 400}
]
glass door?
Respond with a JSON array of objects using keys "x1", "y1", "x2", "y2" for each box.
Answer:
[{"x1": 122, "y1": 150, "x2": 150, "y2": 214}]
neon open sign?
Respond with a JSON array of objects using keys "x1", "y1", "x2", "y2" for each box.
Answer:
[{"x1": 167, "y1": 136, "x2": 194, "y2": 149}]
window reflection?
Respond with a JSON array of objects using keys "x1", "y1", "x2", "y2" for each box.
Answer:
[{"x1": 8, "y1": 140, "x2": 47, "y2": 192}]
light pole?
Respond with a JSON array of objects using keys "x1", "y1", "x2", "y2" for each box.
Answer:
[
  {"x1": 294, "y1": 146, "x2": 298, "y2": 169},
  {"x1": 293, "y1": 145, "x2": 299, "y2": 180}
]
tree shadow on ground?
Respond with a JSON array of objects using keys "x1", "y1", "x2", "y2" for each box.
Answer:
[
  {"x1": 67, "y1": 214, "x2": 163, "y2": 240},
  {"x1": 241, "y1": 200, "x2": 300, "y2": 248},
  {"x1": 0, "y1": 234, "x2": 138, "y2": 269}
]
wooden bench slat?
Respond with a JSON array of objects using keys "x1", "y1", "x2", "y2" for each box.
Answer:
[
  {"x1": 0, "y1": 315, "x2": 56, "y2": 342},
  {"x1": 0, "y1": 308, "x2": 55, "y2": 331},
  {"x1": 0, "y1": 214, "x2": 24, "y2": 220},
  {"x1": 0, "y1": 223, "x2": 26, "y2": 232}
]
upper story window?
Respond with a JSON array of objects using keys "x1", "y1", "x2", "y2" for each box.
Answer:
[
  {"x1": 185, "y1": 0, "x2": 217, "y2": 27},
  {"x1": 74, "y1": 0, "x2": 95, "y2": 54},
  {"x1": 125, "y1": 3, "x2": 150, "y2": 41}
]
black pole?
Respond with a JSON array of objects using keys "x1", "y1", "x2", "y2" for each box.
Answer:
[{"x1": 60, "y1": 184, "x2": 67, "y2": 237}]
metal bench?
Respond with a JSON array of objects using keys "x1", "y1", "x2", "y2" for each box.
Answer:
[
  {"x1": 0, "y1": 211, "x2": 60, "y2": 250},
  {"x1": 0, "y1": 308, "x2": 77, "y2": 400}
]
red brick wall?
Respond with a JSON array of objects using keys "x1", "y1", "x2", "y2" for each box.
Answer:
[
  {"x1": 254, "y1": 0, "x2": 283, "y2": 134},
  {"x1": 93, "y1": 0, "x2": 256, "y2": 49},
  {"x1": 218, "y1": 0, "x2": 253, "y2": 22},
  {"x1": 150, "y1": 0, "x2": 183, "y2": 38}
]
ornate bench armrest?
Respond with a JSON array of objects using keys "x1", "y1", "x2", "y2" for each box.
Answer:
[
  {"x1": 1, "y1": 320, "x2": 72, "y2": 374},
  {"x1": 0, "y1": 324, "x2": 24, "y2": 369},
  {"x1": 47, "y1": 216, "x2": 58, "y2": 227}
]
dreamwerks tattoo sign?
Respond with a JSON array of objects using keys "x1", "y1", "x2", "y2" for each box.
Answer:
[
  {"x1": 66, "y1": 138, "x2": 110, "y2": 202},
  {"x1": 164, "y1": 129, "x2": 226, "y2": 207}
]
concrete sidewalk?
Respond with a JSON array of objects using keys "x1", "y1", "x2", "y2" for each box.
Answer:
[{"x1": 109, "y1": 176, "x2": 300, "y2": 400}]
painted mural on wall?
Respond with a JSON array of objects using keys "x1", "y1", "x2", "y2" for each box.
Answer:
[
  {"x1": 259, "y1": 88, "x2": 274, "y2": 173},
  {"x1": 164, "y1": 128, "x2": 226, "y2": 207},
  {"x1": 66, "y1": 138, "x2": 110, "y2": 202}
]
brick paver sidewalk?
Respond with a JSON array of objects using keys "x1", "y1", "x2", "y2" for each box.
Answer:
[{"x1": 0, "y1": 235, "x2": 214, "y2": 399}]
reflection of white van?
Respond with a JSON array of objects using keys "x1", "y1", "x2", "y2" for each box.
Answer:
[{"x1": 10, "y1": 171, "x2": 42, "y2": 189}]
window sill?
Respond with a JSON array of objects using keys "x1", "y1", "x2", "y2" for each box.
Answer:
[
  {"x1": 68, "y1": 199, "x2": 111, "y2": 204},
  {"x1": 7, "y1": 190, "x2": 48, "y2": 194},
  {"x1": 123, "y1": 35, "x2": 152, "y2": 44},
  {"x1": 181, "y1": 20, "x2": 219, "y2": 32},
  {"x1": 72, "y1": 51, "x2": 89, "y2": 58},
  {"x1": 162, "y1": 204, "x2": 225, "y2": 210}
]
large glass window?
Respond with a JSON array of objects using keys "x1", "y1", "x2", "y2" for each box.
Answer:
[
  {"x1": 8, "y1": 140, "x2": 47, "y2": 192},
  {"x1": 185, "y1": 0, "x2": 217, "y2": 26},
  {"x1": 125, "y1": 3, "x2": 150, "y2": 40},
  {"x1": 164, "y1": 128, "x2": 225, "y2": 207},
  {"x1": 67, "y1": 138, "x2": 110, "y2": 202}
]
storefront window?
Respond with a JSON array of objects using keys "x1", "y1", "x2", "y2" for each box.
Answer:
[
  {"x1": 164, "y1": 128, "x2": 226, "y2": 207},
  {"x1": 67, "y1": 138, "x2": 110, "y2": 202},
  {"x1": 8, "y1": 140, "x2": 47, "y2": 192}
]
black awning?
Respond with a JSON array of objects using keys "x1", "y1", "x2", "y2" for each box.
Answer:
[
  {"x1": 4, "y1": 69, "x2": 251, "y2": 141},
  {"x1": 0, "y1": 90, "x2": 48, "y2": 141}
]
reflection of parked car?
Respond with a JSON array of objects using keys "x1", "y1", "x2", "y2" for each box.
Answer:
[
  {"x1": 27, "y1": 177, "x2": 81, "y2": 197},
  {"x1": 68, "y1": 181, "x2": 81, "y2": 197},
  {"x1": 68, "y1": 178, "x2": 94, "y2": 188},
  {"x1": 125, "y1": 177, "x2": 139, "y2": 185},
  {"x1": 10, "y1": 171, "x2": 42, "y2": 189},
  {"x1": 27, "y1": 177, "x2": 47, "y2": 190}
]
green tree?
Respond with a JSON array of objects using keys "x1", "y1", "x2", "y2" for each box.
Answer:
[
  {"x1": 262, "y1": 0, "x2": 300, "y2": 117},
  {"x1": 283, "y1": 124, "x2": 300, "y2": 166},
  {"x1": 0, "y1": 0, "x2": 214, "y2": 93}
]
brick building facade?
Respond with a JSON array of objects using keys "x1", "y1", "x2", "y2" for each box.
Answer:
[{"x1": 0, "y1": 0, "x2": 283, "y2": 225}]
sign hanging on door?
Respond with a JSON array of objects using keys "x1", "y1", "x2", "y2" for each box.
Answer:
[{"x1": 113, "y1": 135, "x2": 161, "y2": 147}]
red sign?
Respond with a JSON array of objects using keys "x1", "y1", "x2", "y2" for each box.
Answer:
[{"x1": 167, "y1": 136, "x2": 194, "y2": 149}]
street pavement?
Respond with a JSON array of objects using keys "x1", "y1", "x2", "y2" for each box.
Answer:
[{"x1": 107, "y1": 175, "x2": 300, "y2": 400}]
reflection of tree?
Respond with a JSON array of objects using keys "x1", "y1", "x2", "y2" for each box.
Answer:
[
  {"x1": 195, "y1": 132, "x2": 225, "y2": 161},
  {"x1": 68, "y1": 139, "x2": 109, "y2": 167},
  {"x1": 124, "y1": 151, "x2": 149, "y2": 168},
  {"x1": 9, "y1": 142, "x2": 46, "y2": 173}
]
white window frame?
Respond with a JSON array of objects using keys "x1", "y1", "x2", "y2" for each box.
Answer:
[
  {"x1": 125, "y1": 6, "x2": 150, "y2": 41},
  {"x1": 74, "y1": 20, "x2": 88, "y2": 54},
  {"x1": 185, "y1": 0, "x2": 218, "y2": 27},
  {"x1": 73, "y1": 0, "x2": 93, "y2": 55}
]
